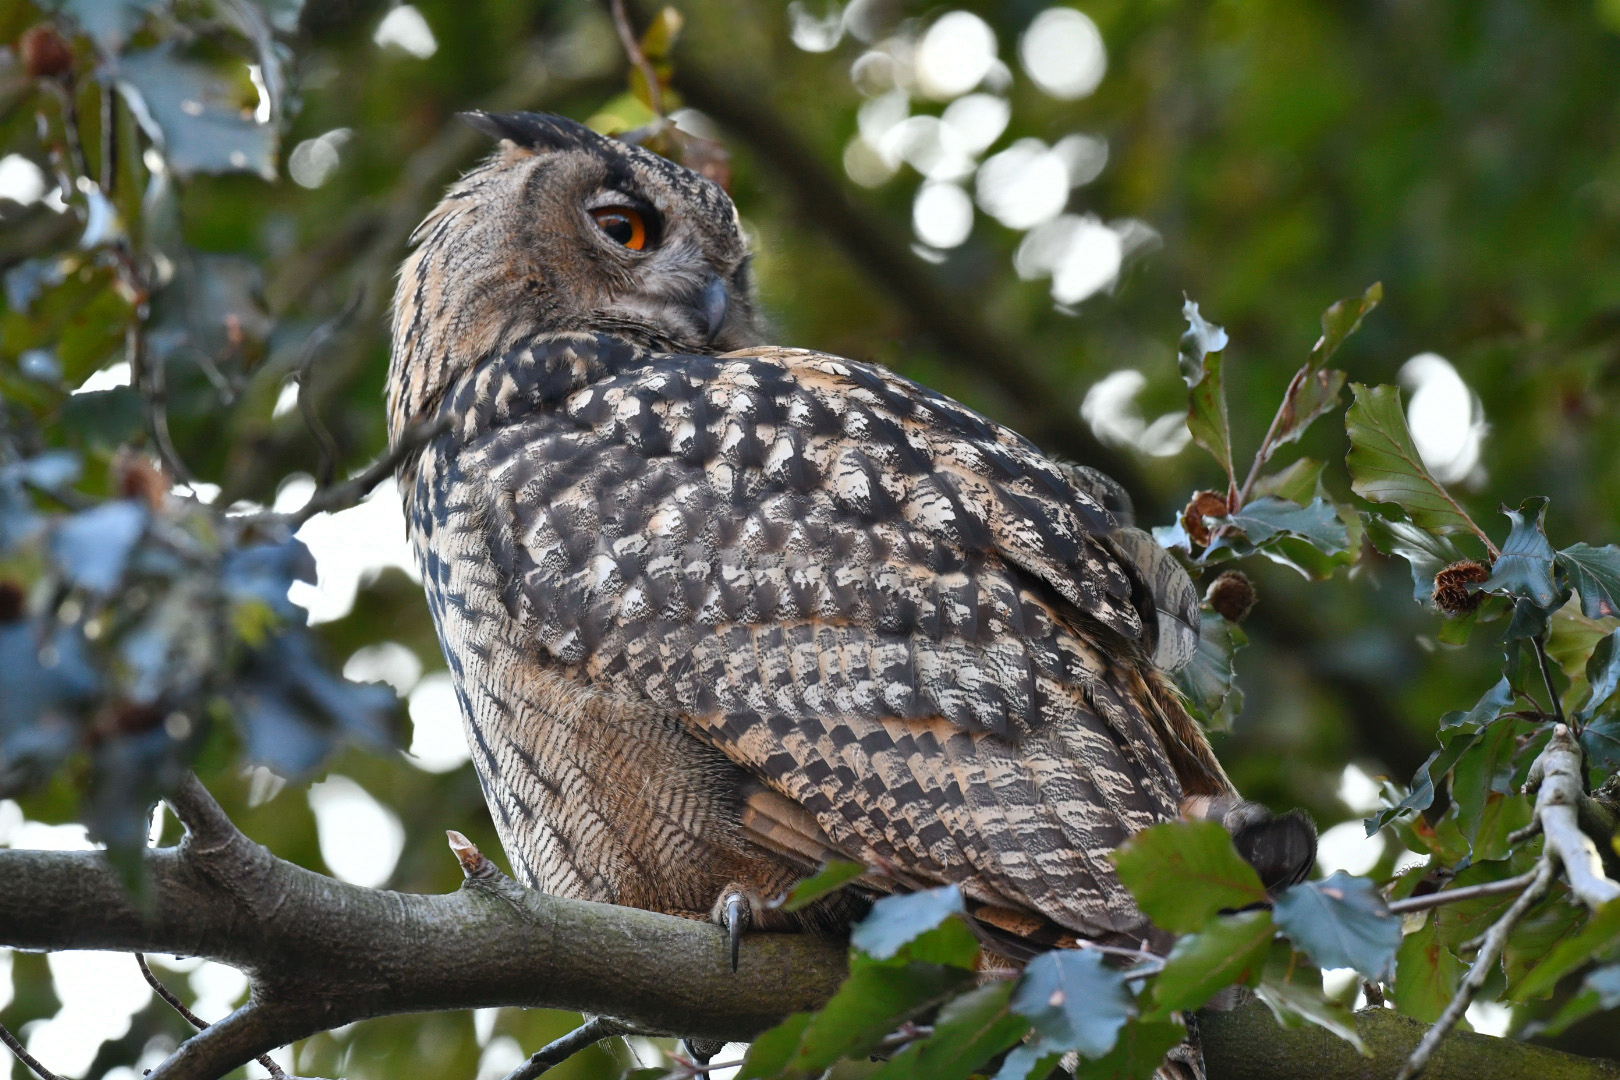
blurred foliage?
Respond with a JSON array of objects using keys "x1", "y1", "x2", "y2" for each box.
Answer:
[{"x1": 2, "y1": 0, "x2": 1620, "y2": 1076}]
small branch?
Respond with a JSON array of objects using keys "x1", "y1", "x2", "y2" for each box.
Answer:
[
  {"x1": 1534, "y1": 635, "x2": 1569, "y2": 730},
  {"x1": 1396, "y1": 857, "x2": 1555, "y2": 1080},
  {"x1": 501, "y1": 1016, "x2": 631, "y2": 1080},
  {"x1": 166, "y1": 772, "x2": 243, "y2": 853},
  {"x1": 0, "y1": 1019, "x2": 66, "y2": 1080},
  {"x1": 294, "y1": 288, "x2": 365, "y2": 488},
  {"x1": 111, "y1": 245, "x2": 194, "y2": 485},
  {"x1": 1535, "y1": 724, "x2": 1620, "y2": 909},
  {"x1": 137, "y1": 953, "x2": 210, "y2": 1029},
  {"x1": 137, "y1": 954, "x2": 289, "y2": 1080},
  {"x1": 1387, "y1": 870, "x2": 1541, "y2": 915},
  {"x1": 240, "y1": 415, "x2": 451, "y2": 529},
  {"x1": 609, "y1": 0, "x2": 666, "y2": 117}
]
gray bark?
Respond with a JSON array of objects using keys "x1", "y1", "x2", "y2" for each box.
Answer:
[{"x1": 0, "y1": 777, "x2": 1614, "y2": 1080}]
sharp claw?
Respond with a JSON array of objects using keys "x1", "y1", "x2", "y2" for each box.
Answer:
[{"x1": 726, "y1": 893, "x2": 745, "y2": 972}]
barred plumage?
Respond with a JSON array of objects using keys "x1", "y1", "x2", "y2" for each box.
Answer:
[{"x1": 388, "y1": 111, "x2": 1309, "y2": 1077}]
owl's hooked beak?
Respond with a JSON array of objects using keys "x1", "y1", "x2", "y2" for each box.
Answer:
[{"x1": 700, "y1": 275, "x2": 729, "y2": 343}]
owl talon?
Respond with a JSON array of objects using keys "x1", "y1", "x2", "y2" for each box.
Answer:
[{"x1": 724, "y1": 892, "x2": 748, "y2": 971}]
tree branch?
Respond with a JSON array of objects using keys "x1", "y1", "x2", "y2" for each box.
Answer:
[
  {"x1": 0, "y1": 780, "x2": 845, "y2": 1080},
  {"x1": 1396, "y1": 857, "x2": 1556, "y2": 1080},
  {"x1": 1201, "y1": 999, "x2": 1620, "y2": 1080},
  {"x1": 1532, "y1": 724, "x2": 1620, "y2": 909},
  {"x1": 3, "y1": 779, "x2": 1618, "y2": 1080},
  {"x1": 1386, "y1": 869, "x2": 1541, "y2": 915}
]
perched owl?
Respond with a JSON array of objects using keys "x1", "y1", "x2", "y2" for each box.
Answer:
[{"x1": 387, "y1": 112, "x2": 1313, "y2": 1076}]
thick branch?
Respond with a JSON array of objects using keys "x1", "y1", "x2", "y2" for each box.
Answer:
[
  {"x1": 2, "y1": 792, "x2": 1616, "y2": 1080},
  {"x1": 0, "y1": 792, "x2": 844, "y2": 1080},
  {"x1": 1534, "y1": 724, "x2": 1620, "y2": 909},
  {"x1": 1199, "y1": 1000, "x2": 1620, "y2": 1080}
]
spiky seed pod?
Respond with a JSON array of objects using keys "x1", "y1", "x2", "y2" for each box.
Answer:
[
  {"x1": 20, "y1": 24, "x2": 72, "y2": 80},
  {"x1": 1433, "y1": 559, "x2": 1491, "y2": 616},
  {"x1": 1181, "y1": 489, "x2": 1229, "y2": 548},
  {"x1": 1206, "y1": 570, "x2": 1257, "y2": 624}
]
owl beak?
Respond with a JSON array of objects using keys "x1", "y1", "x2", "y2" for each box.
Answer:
[{"x1": 700, "y1": 275, "x2": 729, "y2": 343}]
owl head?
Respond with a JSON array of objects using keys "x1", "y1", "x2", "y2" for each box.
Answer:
[{"x1": 387, "y1": 111, "x2": 760, "y2": 439}]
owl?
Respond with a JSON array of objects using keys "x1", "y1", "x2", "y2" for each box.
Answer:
[{"x1": 386, "y1": 111, "x2": 1313, "y2": 1075}]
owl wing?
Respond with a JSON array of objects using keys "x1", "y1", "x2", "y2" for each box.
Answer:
[{"x1": 438, "y1": 336, "x2": 1199, "y2": 936}]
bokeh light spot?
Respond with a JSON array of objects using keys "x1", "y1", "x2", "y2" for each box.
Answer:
[
  {"x1": 915, "y1": 12, "x2": 997, "y2": 101},
  {"x1": 1019, "y1": 8, "x2": 1107, "y2": 100}
]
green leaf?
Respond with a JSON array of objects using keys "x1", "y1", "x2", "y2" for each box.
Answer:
[
  {"x1": 53, "y1": 0, "x2": 167, "y2": 52},
  {"x1": 1226, "y1": 496, "x2": 1351, "y2": 554},
  {"x1": 1364, "y1": 512, "x2": 1468, "y2": 606},
  {"x1": 1171, "y1": 611, "x2": 1247, "y2": 731},
  {"x1": 992, "y1": 1046, "x2": 1062, "y2": 1080},
  {"x1": 738, "y1": 1013, "x2": 814, "y2": 1080},
  {"x1": 1250, "y1": 284, "x2": 1380, "y2": 470},
  {"x1": 868, "y1": 982, "x2": 1028, "y2": 1080},
  {"x1": 1583, "y1": 714, "x2": 1620, "y2": 774},
  {"x1": 1588, "y1": 631, "x2": 1620, "y2": 715},
  {"x1": 1151, "y1": 909, "x2": 1274, "y2": 1013},
  {"x1": 1273, "y1": 872, "x2": 1401, "y2": 981},
  {"x1": 1536, "y1": 964, "x2": 1620, "y2": 1037},
  {"x1": 1450, "y1": 716, "x2": 1517, "y2": 849},
  {"x1": 1345, "y1": 383, "x2": 1481, "y2": 538},
  {"x1": 1178, "y1": 299, "x2": 1235, "y2": 489},
  {"x1": 1502, "y1": 596, "x2": 1554, "y2": 643},
  {"x1": 778, "y1": 859, "x2": 867, "y2": 912},
  {"x1": 1251, "y1": 942, "x2": 1366, "y2": 1053},
  {"x1": 900, "y1": 915, "x2": 982, "y2": 970},
  {"x1": 1478, "y1": 498, "x2": 1560, "y2": 609},
  {"x1": 1433, "y1": 859, "x2": 1537, "y2": 950},
  {"x1": 116, "y1": 45, "x2": 278, "y2": 179},
  {"x1": 1250, "y1": 457, "x2": 1326, "y2": 505},
  {"x1": 1558, "y1": 543, "x2": 1620, "y2": 620},
  {"x1": 1366, "y1": 729, "x2": 1479, "y2": 833},
  {"x1": 60, "y1": 386, "x2": 145, "y2": 449},
  {"x1": 1011, "y1": 949, "x2": 1136, "y2": 1058},
  {"x1": 1071, "y1": 1018, "x2": 1189, "y2": 1080},
  {"x1": 1548, "y1": 607, "x2": 1616, "y2": 713},
  {"x1": 1511, "y1": 899, "x2": 1620, "y2": 1002},
  {"x1": 1114, "y1": 820, "x2": 1268, "y2": 932},
  {"x1": 1504, "y1": 894, "x2": 1589, "y2": 1000},
  {"x1": 771, "y1": 960, "x2": 974, "y2": 1079},
  {"x1": 1394, "y1": 914, "x2": 1466, "y2": 1023},
  {"x1": 1438, "y1": 677, "x2": 1514, "y2": 731},
  {"x1": 851, "y1": 885, "x2": 966, "y2": 961},
  {"x1": 1309, "y1": 283, "x2": 1384, "y2": 370}
]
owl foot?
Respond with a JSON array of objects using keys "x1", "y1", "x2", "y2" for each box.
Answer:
[{"x1": 710, "y1": 884, "x2": 757, "y2": 972}]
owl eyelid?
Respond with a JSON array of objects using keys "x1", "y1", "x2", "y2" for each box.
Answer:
[{"x1": 584, "y1": 196, "x2": 660, "y2": 252}]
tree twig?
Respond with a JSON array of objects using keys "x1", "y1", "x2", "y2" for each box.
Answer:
[
  {"x1": 0, "y1": 1020, "x2": 65, "y2": 1080},
  {"x1": 1534, "y1": 635, "x2": 1569, "y2": 730},
  {"x1": 136, "y1": 954, "x2": 290, "y2": 1079},
  {"x1": 238, "y1": 415, "x2": 451, "y2": 529},
  {"x1": 1387, "y1": 870, "x2": 1541, "y2": 915},
  {"x1": 1396, "y1": 857, "x2": 1555, "y2": 1080},
  {"x1": 609, "y1": 0, "x2": 666, "y2": 118},
  {"x1": 294, "y1": 288, "x2": 365, "y2": 488},
  {"x1": 500, "y1": 1016, "x2": 631, "y2": 1080}
]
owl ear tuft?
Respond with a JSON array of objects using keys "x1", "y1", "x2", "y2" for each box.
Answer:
[{"x1": 458, "y1": 111, "x2": 606, "y2": 155}]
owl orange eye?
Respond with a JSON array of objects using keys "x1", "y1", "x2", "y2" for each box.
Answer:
[{"x1": 590, "y1": 207, "x2": 648, "y2": 250}]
